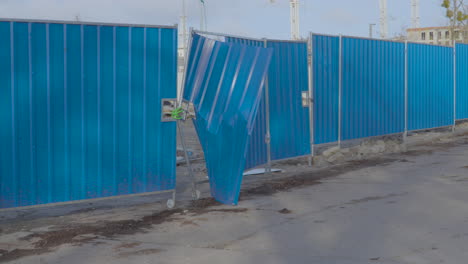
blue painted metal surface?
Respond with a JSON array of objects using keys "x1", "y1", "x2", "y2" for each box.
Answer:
[
  {"x1": 312, "y1": 35, "x2": 340, "y2": 144},
  {"x1": 408, "y1": 43, "x2": 454, "y2": 131},
  {"x1": 456, "y1": 43, "x2": 468, "y2": 120},
  {"x1": 184, "y1": 33, "x2": 272, "y2": 204},
  {"x1": 267, "y1": 40, "x2": 310, "y2": 160},
  {"x1": 342, "y1": 37, "x2": 405, "y2": 140},
  {"x1": 225, "y1": 36, "x2": 267, "y2": 170},
  {"x1": 0, "y1": 20, "x2": 177, "y2": 209}
]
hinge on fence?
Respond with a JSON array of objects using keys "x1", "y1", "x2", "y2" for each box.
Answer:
[
  {"x1": 302, "y1": 91, "x2": 312, "y2": 108},
  {"x1": 265, "y1": 133, "x2": 271, "y2": 144},
  {"x1": 161, "y1": 99, "x2": 196, "y2": 122}
]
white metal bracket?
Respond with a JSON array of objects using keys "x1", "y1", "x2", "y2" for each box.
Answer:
[{"x1": 302, "y1": 91, "x2": 312, "y2": 107}]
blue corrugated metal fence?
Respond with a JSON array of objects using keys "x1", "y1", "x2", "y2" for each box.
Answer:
[
  {"x1": 342, "y1": 37, "x2": 405, "y2": 140},
  {"x1": 225, "y1": 36, "x2": 268, "y2": 170},
  {"x1": 456, "y1": 43, "x2": 468, "y2": 120},
  {"x1": 267, "y1": 40, "x2": 310, "y2": 160},
  {"x1": 408, "y1": 43, "x2": 454, "y2": 131},
  {"x1": 312, "y1": 34, "x2": 462, "y2": 149},
  {"x1": 312, "y1": 34, "x2": 340, "y2": 144},
  {"x1": 0, "y1": 20, "x2": 177, "y2": 209},
  {"x1": 226, "y1": 36, "x2": 311, "y2": 169}
]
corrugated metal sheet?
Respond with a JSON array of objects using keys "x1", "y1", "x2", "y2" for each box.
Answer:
[
  {"x1": 0, "y1": 21, "x2": 177, "y2": 209},
  {"x1": 456, "y1": 43, "x2": 468, "y2": 120},
  {"x1": 342, "y1": 37, "x2": 405, "y2": 140},
  {"x1": 225, "y1": 36, "x2": 267, "y2": 169},
  {"x1": 183, "y1": 33, "x2": 272, "y2": 204},
  {"x1": 267, "y1": 40, "x2": 310, "y2": 160},
  {"x1": 408, "y1": 43, "x2": 454, "y2": 131},
  {"x1": 312, "y1": 34, "x2": 339, "y2": 144}
]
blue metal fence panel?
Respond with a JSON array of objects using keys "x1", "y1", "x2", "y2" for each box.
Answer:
[
  {"x1": 456, "y1": 43, "x2": 468, "y2": 120},
  {"x1": 184, "y1": 33, "x2": 272, "y2": 204},
  {"x1": 408, "y1": 43, "x2": 454, "y2": 131},
  {"x1": 312, "y1": 34, "x2": 339, "y2": 144},
  {"x1": 342, "y1": 37, "x2": 405, "y2": 140},
  {"x1": 267, "y1": 40, "x2": 310, "y2": 160},
  {"x1": 0, "y1": 20, "x2": 177, "y2": 209},
  {"x1": 225, "y1": 36, "x2": 267, "y2": 169}
]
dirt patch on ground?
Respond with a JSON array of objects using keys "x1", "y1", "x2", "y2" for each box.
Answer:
[
  {"x1": 189, "y1": 208, "x2": 249, "y2": 216},
  {"x1": 118, "y1": 248, "x2": 163, "y2": 258},
  {"x1": 114, "y1": 242, "x2": 142, "y2": 250},
  {"x1": 180, "y1": 220, "x2": 200, "y2": 227},
  {"x1": 67, "y1": 206, "x2": 113, "y2": 216},
  {"x1": 0, "y1": 209, "x2": 183, "y2": 263},
  {"x1": 345, "y1": 193, "x2": 407, "y2": 205},
  {"x1": 278, "y1": 208, "x2": 292, "y2": 214},
  {"x1": 240, "y1": 158, "x2": 401, "y2": 200},
  {"x1": 189, "y1": 198, "x2": 220, "y2": 209},
  {"x1": 0, "y1": 248, "x2": 48, "y2": 263}
]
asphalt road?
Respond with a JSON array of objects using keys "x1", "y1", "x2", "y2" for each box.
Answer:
[{"x1": 2, "y1": 131, "x2": 468, "y2": 263}]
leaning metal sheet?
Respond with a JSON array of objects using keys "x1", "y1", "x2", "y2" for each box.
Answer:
[{"x1": 183, "y1": 33, "x2": 272, "y2": 204}]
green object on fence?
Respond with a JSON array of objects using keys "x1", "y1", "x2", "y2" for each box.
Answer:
[{"x1": 171, "y1": 107, "x2": 185, "y2": 120}]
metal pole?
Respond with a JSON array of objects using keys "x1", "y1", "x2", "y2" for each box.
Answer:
[
  {"x1": 176, "y1": 29, "x2": 199, "y2": 200},
  {"x1": 404, "y1": 40, "x2": 408, "y2": 142},
  {"x1": 369, "y1": 24, "x2": 376, "y2": 38},
  {"x1": 177, "y1": 121, "x2": 199, "y2": 199},
  {"x1": 338, "y1": 34, "x2": 343, "y2": 148},
  {"x1": 308, "y1": 33, "x2": 315, "y2": 166},
  {"x1": 264, "y1": 39, "x2": 272, "y2": 173},
  {"x1": 178, "y1": 28, "x2": 194, "y2": 105},
  {"x1": 453, "y1": 41, "x2": 457, "y2": 132}
]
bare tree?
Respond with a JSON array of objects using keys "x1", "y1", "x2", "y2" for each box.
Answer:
[{"x1": 441, "y1": 0, "x2": 468, "y2": 44}]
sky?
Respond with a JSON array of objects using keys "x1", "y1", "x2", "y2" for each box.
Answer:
[{"x1": 0, "y1": 0, "x2": 450, "y2": 40}]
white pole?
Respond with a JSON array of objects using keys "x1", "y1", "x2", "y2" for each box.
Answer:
[
  {"x1": 308, "y1": 33, "x2": 315, "y2": 166},
  {"x1": 379, "y1": 0, "x2": 388, "y2": 39},
  {"x1": 263, "y1": 39, "x2": 272, "y2": 173},
  {"x1": 290, "y1": 0, "x2": 300, "y2": 40},
  {"x1": 404, "y1": 40, "x2": 408, "y2": 142},
  {"x1": 411, "y1": 0, "x2": 420, "y2": 28},
  {"x1": 181, "y1": 0, "x2": 187, "y2": 51},
  {"x1": 338, "y1": 34, "x2": 343, "y2": 148},
  {"x1": 199, "y1": 2, "x2": 206, "y2": 31},
  {"x1": 453, "y1": 41, "x2": 457, "y2": 132}
]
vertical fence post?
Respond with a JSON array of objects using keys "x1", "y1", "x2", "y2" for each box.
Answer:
[
  {"x1": 177, "y1": 29, "x2": 199, "y2": 201},
  {"x1": 338, "y1": 34, "x2": 343, "y2": 148},
  {"x1": 263, "y1": 39, "x2": 272, "y2": 173},
  {"x1": 404, "y1": 40, "x2": 408, "y2": 142},
  {"x1": 453, "y1": 41, "x2": 457, "y2": 133},
  {"x1": 308, "y1": 33, "x2": 315, "y2": 166},
  {"x1": 178, "y1": 28, "x2": 194, "y2": 105}
]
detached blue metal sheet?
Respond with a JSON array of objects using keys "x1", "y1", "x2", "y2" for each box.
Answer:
[
  {"x1": 342, "y1": 37, "x2": 405, "y2": 140},
  {"x1": 456, "y1": 43, "x2": 468, "y2": 120},
  {"x1": 184, "y1": 33, "x2": 272, "y2": 204},
  {"x1": 408, "y1": 43, "x2": 454, "y2": 131},
  {"x1": 225, "y1": 36, "x2": 267, "y2": 170},
  {"x1": 267, "y1": 40, "x2": 310, "y2": 160},
  {"x1": 312, "y1": 35, "x2": 339, "y2": 144},
  {"x1": 0, "y1": 21, "x2": 177, "y2": 209}
]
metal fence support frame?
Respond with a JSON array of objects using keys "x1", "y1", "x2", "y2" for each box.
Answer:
[
  {"x1": 307, "y1": 33, "x2": 315, "y2": 166},
  {"x1": 177, "y1": 29, "x2": 200, "y2": 201},
  {"x1": 453, "y1": 41, "x2": 457, "y2": 133},
  {"x1": 404, "y1": 40, "x2": 409, "y2": 142},
  {"x1": 338, "y1": 34, "x2": 343, "y2": 148},
  {"x1": 263, "y1": 39, "x2": 272, "y2": 173}
]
